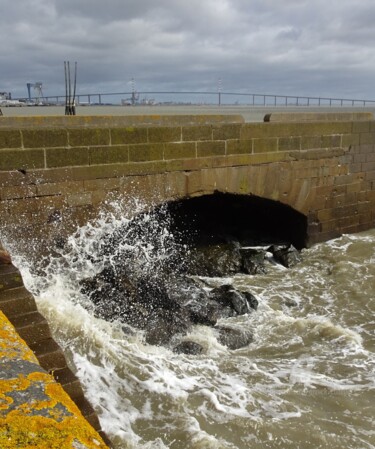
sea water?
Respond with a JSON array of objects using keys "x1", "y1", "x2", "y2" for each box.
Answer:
[{"x1": 6, "y1": 199, "x2": 375, "y2": 449}]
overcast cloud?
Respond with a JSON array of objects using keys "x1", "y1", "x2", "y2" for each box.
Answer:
[{"x1": 1, "y1": 0, "x2": 375, "y2": 101}]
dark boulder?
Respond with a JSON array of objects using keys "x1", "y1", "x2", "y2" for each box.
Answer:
[
  {"x1": 209, "y1": 285, "x2": 258, "y2": 318},
  {"x1": 144, "y1": 309, "x2": 191, "y2": 346},
  {"x1": 184, "y1": 299, "x2": 221, "y2": 326},
  {"x1": 268, "y1": 244, "x2": 302, "y2": 268},
  {"x1": 173, "y1": 341, "x2": 204, "y2": 355},
  {"x1": 240, "y1": 248, "x2": 267, "y2": 274},
  {"x1": 243, "y1": 291, "x2": 258, "y2": 311},
  {"x1": 187, "y1": 242, "x2": 242, "y2": 277},
  {"x1": 215, "y1": 326, "x2": 253, "y2": 350},
  {"x1": 80, "y1": 257, "x2": 260, "y2": 349}
]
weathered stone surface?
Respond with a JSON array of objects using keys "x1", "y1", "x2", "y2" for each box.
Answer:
[
  {"x1": 164, "y1": 142, "x2": 196, "y2": 160},
  {"x1": 0, "y1": 130, "x2": 22, "y2": 149},
  {"x1": 68, "y1": 128, "x2": 110, "y2": 147},
  {"x1": 148, "y1": 126, "x2": 181, "y2": 143},
  {"x1": 188, "y1": 242, "x2": 243, "y2": 277},
  {"x1": 0, "y1": 113, "x2": 374, "y2": 252},
  {"x1": 226, "y1": 139, "x2": 253, "y2": 155},
  {"x1": 128, "y1": 143, "x2": 164, "y2": 162},
  {"x1": 197, "y1": 140, "x2": 226, "y2": 157},
  {"x1": 46, "y1": 147, "x2": 90, "y2": 168},
  {"x1": 0, "y1": 311, "x2": 109, "y2": 449},
  {"x1": 182, "y1": 125, "x2": 212, "y2": 141},
  {"x1": 173, "y1": 341, "x2": 204, "y2": 355},
  {"x1": 111, "y1": 126, "x2": 148, "y2": 145},
  {"x1": 22, "y1": 129, "x2": 68, "y2": 148},
  {"x1": 0, "y1": 149, "x2": 45, "y2": 171},
  {"x1": 215, "y1": 325, "x2": 253, "y2": 350},
  {"x1": 268, "y1": 244, "x2": 302, "y2": 268},
  {"x1": 253, "y1": 138, "x2": 278, "y2": 153},
  {"x1": 209, "y1": 284, "x2": 258, "y2": 318},
  {"x1": 240, "y1": 248, "x2": 268, "y2": 274},
  {"x1": 264, "y1": 112, "x2": 373, "y2": 123},
  {"x1": 90, "y1": 145, "x2": 129, "y2": 165},
  {"x1": 213, "y1": 124, "x2": 241, "y2": 140}
]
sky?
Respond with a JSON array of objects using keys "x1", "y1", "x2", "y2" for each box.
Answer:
[{"x1": 1, "y1": 0, "x2": 375, "y2": 102}]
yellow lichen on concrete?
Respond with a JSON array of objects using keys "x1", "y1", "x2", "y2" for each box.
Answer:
[
  {"x1": 0, "y1": 312, "x2": 38, "y2": 363},
  {"x1": 0, "y1": 415, "x2": 105, "y2": 449},
  {"x1": 0, "y1": 311, "x2": 109, "y2": 448}
]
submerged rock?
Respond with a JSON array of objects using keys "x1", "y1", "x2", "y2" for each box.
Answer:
[
  {"x1": 80, "y1": 265, "x2": 260, "y2": 349},
  {"x1": 187, "y1": 242, "x2": 242, "y2": 277},
  {"x1": 215, "y1": 326, "x2": 253, "y2": 350},
  {"x1": 173, "y1": 341, "x2": 204, "y2": 355},
  {"x1": 268, "y1": 244, "x2": 302, "y2": 268},
  {"x1": 209, "y1": 285, "x2": 258, "y2": 318},
  {"x1": 240, "y1": 248, "x2": 268, "y2": 274},
  {"x1": 144, "y1": 309, "x2": 191, "y2": 346}
]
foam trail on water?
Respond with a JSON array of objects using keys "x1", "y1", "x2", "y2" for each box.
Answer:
[{"x1": 4, "y1": 203, "x2": 375, "y2": 449}]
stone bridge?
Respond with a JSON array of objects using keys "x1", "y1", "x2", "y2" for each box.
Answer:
[
  {"x1": 0, "y1": 112, "x2": 374, "y2": 247},
  {"x1": 0, "y1": 111, "x2": 374, "y2": 446}
]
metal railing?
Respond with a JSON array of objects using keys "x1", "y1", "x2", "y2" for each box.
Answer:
[{"x1": 16, "y1": 90, "x2": 375, "y2": 107}]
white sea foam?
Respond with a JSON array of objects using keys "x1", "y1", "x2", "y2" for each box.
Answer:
[{"x1": 5, "y1": 201, "x2": 375, "y2": 449}]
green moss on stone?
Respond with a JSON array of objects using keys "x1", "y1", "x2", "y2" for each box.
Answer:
[
  {"x1": 90, "y1": 146, "x2": 129, "y2": 165},
  {"x1": 46, "y1": 148, "x2": 89, "y2": 168},
  {"x1": 22, "y1": 130, "x2": 68, "y2": 149},
  {"x1": 0, "y1": 150, "x2": 45, "y2": 171},
  {"x1": 129, "y1": 143, "x2": 164, "y2": 162},
  {"x1": 0, "y1": 131, "x2": 22, "y2": 149},
  {"x1": 111, "y1": 127, "x2": 148, "y2": 145},
  {"x1": 68, "y1": 129, "x2": 110, "y2": 147}
]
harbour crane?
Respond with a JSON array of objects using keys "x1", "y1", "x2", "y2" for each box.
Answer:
[{"x1": 26, "y1": 82, "x2": 44, "y2": 104}]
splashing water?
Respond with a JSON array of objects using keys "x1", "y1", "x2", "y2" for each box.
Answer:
[{"x1": 4, "y1": 199, "x2": 375, "y2": 449}]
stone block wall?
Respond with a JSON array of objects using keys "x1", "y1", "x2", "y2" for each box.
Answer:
[{"x1": 0, "y1": 114, "x2": 374, "y2": 247}]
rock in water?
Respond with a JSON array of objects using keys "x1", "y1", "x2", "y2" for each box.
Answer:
[
  {"x1": 243, "y1": 291, "x2": 259, "y2": 311},
  {"x1": 209, "y1": 284, "x2": 258, "y2": 318},
  {"x1": 144, "y1": 309, "x2": 191, "y2": 346},
  {"x1": 215, "y1": 326, "x2": 253, "y2": 350},
  {"x1": 268, "y1": 244, "x2": 302, "y2": 268},
  {"x1": 173, "y1": 341, "x2": 204, "y2": 355},
  {"x1": 188, "y1": 242, "x2": 242, "y2": 276},
  {"x1": 240, "y1": 248, "x2": 267, "y2": 274}
]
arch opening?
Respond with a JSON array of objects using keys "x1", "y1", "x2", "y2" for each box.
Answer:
[{"x1": 161, "y1": 192, "x2": 308, "y2": 250}]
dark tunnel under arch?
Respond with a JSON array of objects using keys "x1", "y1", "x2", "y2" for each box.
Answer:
[{"x1": 159, "y1": 192, "x2": 308, "y2": 250}]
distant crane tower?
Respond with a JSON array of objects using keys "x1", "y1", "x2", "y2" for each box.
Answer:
[
  {"x1": 130, "y1": 78, "x2": 139, "y2": 105},
  {"x1": 26, "y1": 82, "x2": 44, "y2": 103}
]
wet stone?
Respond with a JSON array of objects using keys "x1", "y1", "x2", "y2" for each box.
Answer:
[
  {"x1": 0, "y1": 359, "x2": 45, "y2": 380},
  {"x1": 215, "y1": 326, "x2": 253, "y2": 350},
  {"x1": 173, "y1": 341, "x2": 204, "y2": 355},
  {"x1": 268, "y1": 244, "x2": 302, "y2": 268},
  {"x1": 240, "y1": 248, "x2": 268, "y2": 274}
]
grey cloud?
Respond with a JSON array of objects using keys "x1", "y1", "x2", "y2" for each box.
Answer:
[{"x1": 1, "y1": 0, "x2": 375, "y2": 100}]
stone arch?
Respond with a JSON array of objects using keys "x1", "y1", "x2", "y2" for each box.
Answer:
[{"x1": 157, "y1": 191, "x2": 308, "y2": 249}]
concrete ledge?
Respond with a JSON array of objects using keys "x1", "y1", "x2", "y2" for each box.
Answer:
[
  {"x1": 0, "y1": 242, "x2": 112, "y2": 447},
  {"x1": 263, "y1": 112, "x2": 374, "y2": 122},
  {"x1": 0, "y1": 310, "x2": 109, "y2": 449},
  {"x1": 0, "y1": 114, "x2": 245, "y2": 128}
]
